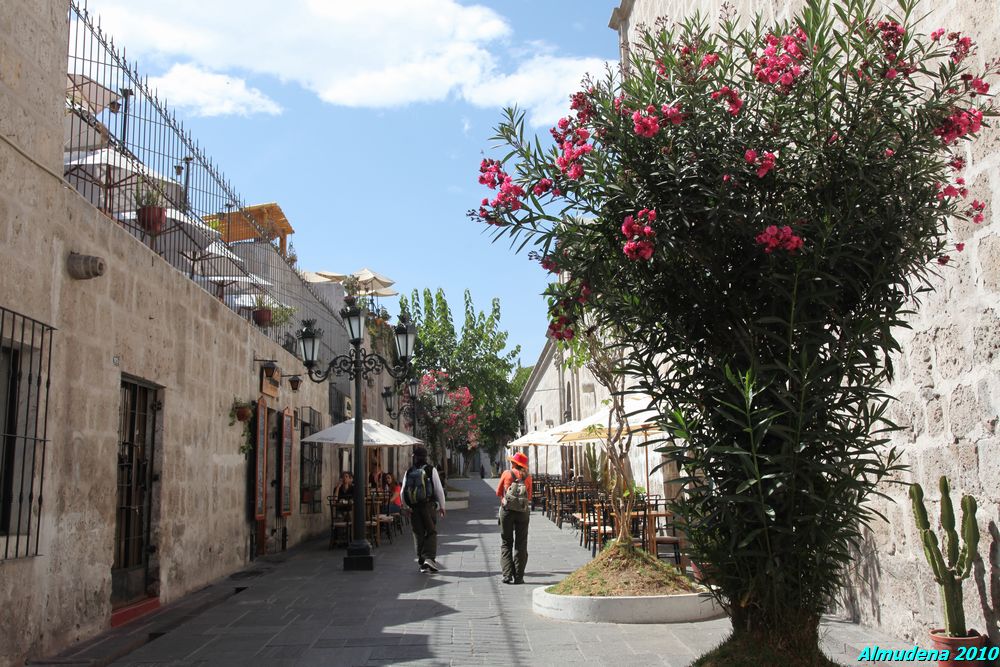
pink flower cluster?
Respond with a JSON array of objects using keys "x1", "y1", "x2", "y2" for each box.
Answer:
[
  {"x1": 533, "y1": 178, "x2": 554, "y2": 196},
  {"x1": 631, "y1": 103, "x2": 683, "y2": 138},
  {"x1": 570, "y1": 91, "x2": 596, "y2": 124},
  {"x1": 753, "y1": 28, "x2": 807, "y2": 88},
  {"x1": 540, "y1": 255, "x2": 559, "y2": 273},
  {"x1": 948, "y1": 32, "x2": 974, "y2": 64},
  {"x1": 755, "y1": 225, "x2": 804, "y2": 254},
  {"x1": 937, "y1": 176, "x2": 969, "y2": 201},
  {"x1": 548, "y1": 314, "x2": 575, "y2": 340},
  {"x1": 934, "y1": 107, "x2": 983, "y2": 145},
  {"x1": 552, "y1": 117, "x2": 593, "y2": 180},
  {"x1": 475, "y1": 159, "x2": 526, "y2": 223},
  {"x1": 622, "y1": 209, "x2": 657, "y2": 261},
  {"x1": 971, "y1": 200, "x2": 986, "y2": 224},
  {"x1": 700, "y1": 53, "x2": 720, "y2": 69},
  {"x1": 710, "y1": 86, "x2": 744, "y2": 115},
  {"x1": 744, "y1": 149, "x2": 777, "y2": 178},
  {"x1": 961, "y1": 74, "x2": 990, "y2": 95}
]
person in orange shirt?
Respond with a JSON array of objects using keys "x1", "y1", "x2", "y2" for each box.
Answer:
[{"x1": 496, "y1": 451, "x2": 532, "y2": 584}]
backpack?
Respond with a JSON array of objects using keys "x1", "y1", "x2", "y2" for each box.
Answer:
[
  {"x1": 403, "y1": 464, "x2": 434, "y2": 507},
  {"x1": 504, "y1": 471, "x2": 530, "y2": 512}
]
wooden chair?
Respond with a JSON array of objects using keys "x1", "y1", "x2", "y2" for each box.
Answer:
[
  {"x1": 647, "y1": 510, "x2": 682, "y2": 565},
  {"x1": 327, "y1": 496, "x2": 351, "y2": 549},
  {"x1": 588, "y1": 502, "x2": 615, "y2": 557}
]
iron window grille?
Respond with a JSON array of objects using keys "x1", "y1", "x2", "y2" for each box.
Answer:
[{"x1": 0, "y1": 306, "x2": 55, "y2": 560}]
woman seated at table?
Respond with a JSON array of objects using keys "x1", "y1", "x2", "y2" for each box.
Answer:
[
  {"x1": 382, "y1": 472, "x2": 403, "y2": 514},
  {"x1": 333, "y1": 472, "x2": 354, "y2": 502}
]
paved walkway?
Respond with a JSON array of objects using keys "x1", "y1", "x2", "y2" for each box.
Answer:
[{"x1": 42, "y1": 478, "x2": 918, "y2": 666}]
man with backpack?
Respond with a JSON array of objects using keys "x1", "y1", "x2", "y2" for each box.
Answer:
[
  {"x1": 496, "y1": 451, "x2": 532, "y2": 585},
  {"x1": 400, "y1": 445, "x2": 446, "y2": 573}
]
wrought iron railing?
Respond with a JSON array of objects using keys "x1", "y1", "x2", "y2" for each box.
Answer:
[{"x1": 64, "y1": 1, "x2": 347, "y2": 370}]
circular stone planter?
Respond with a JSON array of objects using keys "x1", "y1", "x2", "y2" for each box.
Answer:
[{"x1": 532, "y1": 586, "x2": 724, "y2": 624}]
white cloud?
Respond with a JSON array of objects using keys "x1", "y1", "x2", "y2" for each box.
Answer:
[
  {"x1": 87, "y1": 0, "x2": 612, "y2": 125},
  {"x1": 463, "y1": 55, "x2": 609, "y2": 127},
  {"x1": 148, "y1": 63, "x2": 281, "y2": 117}
]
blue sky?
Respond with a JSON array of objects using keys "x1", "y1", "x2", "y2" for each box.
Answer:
[{"x1": 88, "y1": 1, "x2": 621, "y2": 368}]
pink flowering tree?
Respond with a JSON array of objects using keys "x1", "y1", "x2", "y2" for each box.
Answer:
[
  {"x1": 470, "y1": 0, "x2": 994, "y2": 661},
  {"x1": 408, "y1": 371, "x2": 479, "y2": 473}
]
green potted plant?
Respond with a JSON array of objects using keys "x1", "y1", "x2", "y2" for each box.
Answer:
[
  {"x1": 251, "y1": 294, "x2": 273, "y2": 327},
  {"x1": 341, "y1": 275, "x2": 361, "y2": 307},
  {"x1": 269, "y1": 304, "x2": 296, "y2": 328},
  {"x1": 910, "y1": 477, "x2": 988, "y2": 665},
  {"x1": 228, "y1": 398, "x2": 255, "y2": 457},
  {"x1": 229, "y1": 398, "x2": 253, "y2": 424},
  {"x1": 133, "y1": 179, "x2": 166, "y2": 234}
]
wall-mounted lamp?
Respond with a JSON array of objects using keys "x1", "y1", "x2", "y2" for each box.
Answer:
[
  {"x1": 288, "y1": 375, "x2": 303, "y2": 392},
  {"x1": 254, "y1": 358, "x2": 279, "y2": 379}
]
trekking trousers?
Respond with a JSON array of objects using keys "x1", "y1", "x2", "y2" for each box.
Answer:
[
  {"x1": 499, "y1": 507, "x2": 529, "y2": 579},
  {"x1": 410, "y1": 502, "x2": 438, "y2": 563}
]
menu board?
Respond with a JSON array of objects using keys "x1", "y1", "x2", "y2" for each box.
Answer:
[
  {"x1": 280, "y1": 407, "x2": 293, "y2": 517},
  {"x1": 254, "y1": 397, "x2": 268, "y2": 520}
]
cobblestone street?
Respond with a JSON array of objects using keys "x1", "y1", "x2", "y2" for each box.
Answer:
[{"x1": 42, "y1": 478, "x2": 918, "y2": 667}]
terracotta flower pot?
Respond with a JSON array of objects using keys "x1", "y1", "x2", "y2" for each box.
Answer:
[
  {"x1": 137, "y1": 206, "x2": 166, "y2": 235},
  {"x1": 252, "y1": 308, "x2": 272, "y2": 327},
  {"x1": 928, "y1": 629, "x2": 989, "y2": 666},
  {"x1": 235, "y1": 406, "x2": 252, "y2": 422}
]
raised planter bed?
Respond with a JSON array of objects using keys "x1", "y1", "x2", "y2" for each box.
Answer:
[{"x1": 532, "y1": 586, "x2": 724, "y2": 624}]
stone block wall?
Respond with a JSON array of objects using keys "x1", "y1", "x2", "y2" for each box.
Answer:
[
  {"x1": 611, "y1": 0, "x2": 1000, "y2": 646},
  {"x1": 0, "y1": 2, "x2": 341, "y2": 663}
]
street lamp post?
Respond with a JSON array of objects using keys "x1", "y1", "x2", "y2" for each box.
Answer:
[
  {"x1": 298, "y1": 307, "x2": 416, "y2": 571},
  {"x1": 382, "y1": 378, "x2": 421, "y2": 433}
]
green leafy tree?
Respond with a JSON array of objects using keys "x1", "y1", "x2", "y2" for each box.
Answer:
[
  {"x1": 470, "y1": 0, "x2": 994, "y2": 661},
  {"x1": 400, "y1": 289, "x2": 522, "y2": 460}
]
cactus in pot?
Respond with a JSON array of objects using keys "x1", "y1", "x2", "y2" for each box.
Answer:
[{"x1": 910, "y1": 476, "x2": 985, "y2": 655}]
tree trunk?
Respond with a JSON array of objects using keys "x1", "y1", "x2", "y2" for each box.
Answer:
[{"x1": 727, "y1": 606, "x2": 826, "y2": 663}]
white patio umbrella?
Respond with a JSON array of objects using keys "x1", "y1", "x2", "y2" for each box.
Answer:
[
  {"x1": 557, "y1": 397, "x2": 661, "y2": 443},
  {"x1": 64, "y1": 147, "x2": 183, "y2": 214},
  {"x1": 313, "y1": 268, "x2": 395, "y2": 292},
  {"x1": 191, "y1": 272, "x2": 271, "y2": 299},
  {"x1": 302, "y1": 419, "x2": 422, "y2": 447},
  {"x1": 177, "y1": 240, "x2": 243, "y2": 278},
  {"x1": 66, "y1": 73, "x2": 120, "y2": 114}
]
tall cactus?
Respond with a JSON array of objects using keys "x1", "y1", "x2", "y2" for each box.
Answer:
[{"x1": 910, "y1": 476, "x2": 980, "y2": 637}]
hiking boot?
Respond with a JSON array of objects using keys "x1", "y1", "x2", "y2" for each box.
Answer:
[
  {"x1": 513, "y1": 578, "x2": 524, "y2": 585},
  {"x1": 501, "y1": 576, "x2": 514, "y2": 584},
  {"x1": 419, "y1": 563, "x2": 431, "y2": 573},
  {"x1": 425, "y1": 558, "x2": 444, "y2": 571}
]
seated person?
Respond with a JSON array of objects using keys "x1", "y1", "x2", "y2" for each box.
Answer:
[
  {"x1": 382, "y1": 472, "x2": 402, "y2": 514},
  {"x1": 333, "y1": 472, "x2": 354, "y2": 503}
]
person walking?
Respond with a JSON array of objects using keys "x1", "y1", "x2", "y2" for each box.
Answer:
[
  {"x1": 401, "y1": 445, "x2": 446, "y2": 573},
  {"x1": 496, "y1": 451, "x2": 532, "y2": 584}
]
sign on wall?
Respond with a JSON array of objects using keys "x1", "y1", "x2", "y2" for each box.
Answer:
[
  {"x1": 254, "y1": 397, "x2": 268, "y2": 520},
  {"x1": 280, "y1": 407, "x2": 293, "y2": 517}
]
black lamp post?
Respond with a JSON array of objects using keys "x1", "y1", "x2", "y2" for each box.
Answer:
[
  {"x1": 298, "y1": 308, "x2": 416, "y2": 571},
  {"x1": 382, "y1": 378, "x2": 421, "y2": 433}
]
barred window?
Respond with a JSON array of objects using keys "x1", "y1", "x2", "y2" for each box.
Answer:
[
  {"x1": 299, "y1": 407, "x2": 323, "y2": 514},
  {"x1": 1, "y1": 307, "x2": 55, "y2": 559}
]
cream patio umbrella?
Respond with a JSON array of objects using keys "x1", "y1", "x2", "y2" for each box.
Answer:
[
  {"x1": 303, "y1": 419, "x2": 422, "y2": 447},
  {"x1": 64, "y1": 146, "x2": 183, "y2": 214},
  {"x1": 557, "y1": 397, "x2": 664, "y2": 488}
]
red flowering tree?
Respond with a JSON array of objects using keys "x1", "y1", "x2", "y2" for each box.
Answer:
[
  {"x1": 408, "y1": 371, "x2": 479, "y2": 471},
  {"x1": 471, "y1": 0, "x2": 994, "y2": 662}
]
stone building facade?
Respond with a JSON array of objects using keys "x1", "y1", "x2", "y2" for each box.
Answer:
[
  {"x1": 0, "y1": 2, "x2": 402, "y2": 664},
  {"x1": 610, "y1": 0, "x2": 1000, "y2": 647}
]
